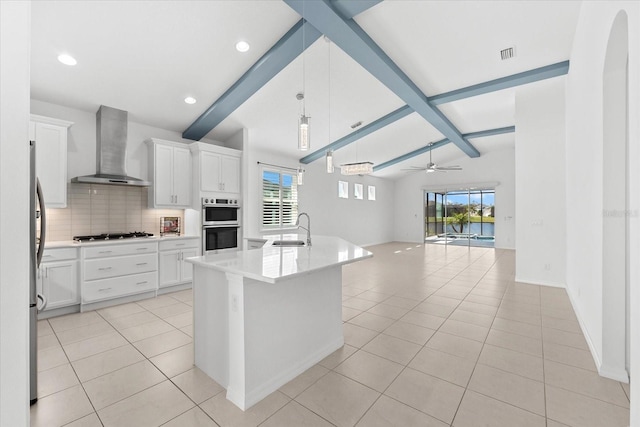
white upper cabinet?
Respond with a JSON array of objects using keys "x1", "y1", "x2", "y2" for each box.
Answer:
[
  {"x1": 191, "y1": 142, "x2": 241, "y2": 198},
  {"x1": 147, "y1": 138, "x2": 191, "y2": 208},
  {"x1": 30, "y1": 115, "x2": 73, "y2": 208}
]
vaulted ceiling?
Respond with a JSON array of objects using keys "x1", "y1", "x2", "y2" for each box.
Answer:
[{"x1": 30, "y1": 1, "x2": 582, "y2": 179}]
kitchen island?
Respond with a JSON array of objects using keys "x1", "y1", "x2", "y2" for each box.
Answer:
[{"x1": 185, "y1": 235, "x2": 372, "y2": 410}]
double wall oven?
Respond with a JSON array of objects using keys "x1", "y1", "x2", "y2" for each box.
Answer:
[{"x1": 202, "y1": 198, "x2": 240, "y2": 253}]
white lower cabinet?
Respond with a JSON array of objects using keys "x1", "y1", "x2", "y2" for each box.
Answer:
[
  {"x1": 158, "y1": 237, "x2": 199, "y2": 289},
  {"x1": 81, "y1": 242, "x2": 158, "y2": 306},
  {"x1": 37, "y1": 248, "x2": 79, "y2": 311}
]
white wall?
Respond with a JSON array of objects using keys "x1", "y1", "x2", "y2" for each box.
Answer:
[
  {"x1": 298, "y1": 162, "x2": 395, "y2": 247},
  {"x1": 564, "y1": 0, "x2": 640, "y2": 420},
  {"x1": 241, "y1": 141, "x2": 395, "y2": 248},
  {"x1": 0, "y1": 1, "x2": 31, "y2": 424},
  {"x1": 393, "y1": 146, "x2": 516, "y2": 249},
  {"x1": 514, "y1": 78, "x2": 566, "y2": 287}
]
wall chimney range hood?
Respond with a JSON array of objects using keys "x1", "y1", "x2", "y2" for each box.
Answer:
[{"x1": 71, "y1": 105, "x2": 150, "y2": 186}]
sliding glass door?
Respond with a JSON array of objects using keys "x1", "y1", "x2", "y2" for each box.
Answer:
[{"x1": 424, "y1": 188, "x2": 495, "y2": 247}]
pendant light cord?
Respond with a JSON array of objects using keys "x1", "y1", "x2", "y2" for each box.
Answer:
[{"x1": 302, "y1": 4, "x2": 306, "y2": 116}]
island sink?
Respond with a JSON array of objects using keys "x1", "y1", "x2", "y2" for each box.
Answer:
[{"x1": 271, "y1": 240, "x2": 306, "y2": 246}]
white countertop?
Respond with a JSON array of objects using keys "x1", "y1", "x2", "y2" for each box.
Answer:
[
  {"x1": 45, "y1": 234, "x2": 199, "y2": 249},
  {"x1": 186, "y1": 235, "x2": 372, "y2": 284}
]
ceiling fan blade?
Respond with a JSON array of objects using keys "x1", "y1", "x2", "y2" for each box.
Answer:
[{"x1": 435, "y1": 166, "x2": 462, "y2": 171}]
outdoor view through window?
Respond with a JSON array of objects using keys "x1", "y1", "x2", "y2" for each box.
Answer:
[{"x1": 424, "y1": 190, "x2": 495, "y2": 247}]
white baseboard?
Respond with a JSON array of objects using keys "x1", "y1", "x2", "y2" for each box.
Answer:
[
  {"x1": 514, "y1": 276, "x2": 566, "y2": 288},
  {"x1": 565, "y1": 286, "x2": 603, "y2": 374}
]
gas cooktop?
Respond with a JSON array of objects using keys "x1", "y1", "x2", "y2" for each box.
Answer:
[{"x1": 72, "y1": 232, "x2": 154, "y2": 242}]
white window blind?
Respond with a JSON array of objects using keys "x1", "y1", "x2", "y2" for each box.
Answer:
[{"x1": 262, "y1": 168, "x2": 298, "y2": 229}]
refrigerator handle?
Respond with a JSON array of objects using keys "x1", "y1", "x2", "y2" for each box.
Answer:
[
  {"x1": 36, "y1": 294, "x2": 47, "y2": 311},
  {"x1": 36, "y1": 177, "x2": 46, "y2": 268}
]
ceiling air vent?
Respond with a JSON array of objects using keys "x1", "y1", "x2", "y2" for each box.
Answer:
[{"x1": 500, "y1": 47, "x2": 516, "y2": 60}]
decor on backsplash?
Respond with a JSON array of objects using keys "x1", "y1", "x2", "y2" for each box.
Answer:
[
  {"x1": 160, "y1": 216, "x2": 181, "y2": 236},
  {"x1": 45, "y1": 183, "x2": 184, "y2": 242}
]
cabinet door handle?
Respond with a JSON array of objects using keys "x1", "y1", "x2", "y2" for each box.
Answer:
[
  {"x1": 98, "y1": 267, "x2": 112, "y2": 271},
  {"x1": 136, "y1": 281, "x2": 148, "y2": 285},
  {"x1": 99, "y1": 250, "x2": 113, "y2": 254},
  {"x1": 136, "y1": 262, "x2": 148, "y2": 266},
  {"x1": 98, "y1": 287, "x2": 112, "y2": 292}
]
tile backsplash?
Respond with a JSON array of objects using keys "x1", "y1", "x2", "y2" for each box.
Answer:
[{"x1": 46, "y1": 183, "x2": 184, "y2": 241}]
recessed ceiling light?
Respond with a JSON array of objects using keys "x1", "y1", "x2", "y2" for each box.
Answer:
[
  {"x1": 57, "y1": 54, "x2": 77, "y2": 66},
  {"x1": 184, "y1": 96, "x2": 197, "y2": 105},
  {"x1": 235, "y1": 41, "x2": 250, "y2": 53}
]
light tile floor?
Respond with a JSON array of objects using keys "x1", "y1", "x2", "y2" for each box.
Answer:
[{"x1": 31, "y1": 243, "x2": 631, "y2": 426}]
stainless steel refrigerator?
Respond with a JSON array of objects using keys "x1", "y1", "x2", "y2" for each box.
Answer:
[{"x1": 30, "y1": 140, "x2": 47, "y2": 405}]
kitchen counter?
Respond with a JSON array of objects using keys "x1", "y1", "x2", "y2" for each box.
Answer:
[
  {"x1": 188, "y1": 235, "x2": 371, "y2": 284},
  {"x1": 187, "y1": 235, "x2": 372, "y2": 411},
  {"x1": 45, "y1": 234, "x2": 198, "y2": 249}
]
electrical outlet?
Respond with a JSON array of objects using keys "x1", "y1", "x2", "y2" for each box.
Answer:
[
  {"x1": 231, "y1": 295, "x2": 239, "y2": 312},
  {"x1": 544, "y1": 263, "x2": 551, "y2": 271}
]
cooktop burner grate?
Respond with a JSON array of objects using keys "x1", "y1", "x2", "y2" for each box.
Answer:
[{"x1": 72, "y1": 231, "x2": 154, "y2": 242}]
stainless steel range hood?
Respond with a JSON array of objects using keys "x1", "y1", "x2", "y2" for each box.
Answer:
[{"x1": 71, "y1": 105, "x2": 150, "y2": 186}]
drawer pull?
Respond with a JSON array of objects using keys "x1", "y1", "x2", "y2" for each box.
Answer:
[
  {"x1": 42, "y1": 254, "x2": 52, "y2": 258},
  {"x1": 136, "y1": 247, "x2": 149, "y2": 251},
  {"x1": 136, "y1": 281, "x2": 148, "y2": 285},
  {"x1": 176, "y1": 243, "x2": 186, "y2": 246},
  {"x1": 98, "y1": 287, "x2": 112, "y2": 292},
  {"x1": 99, "y1": 250, "x2": 113, "y2": 254},
  {"x1": 98, "y1": 267, "x2": 113, "y2": 271},
  {"x1": 136, "y1": 262, "x2": 148, "y2": 266}
]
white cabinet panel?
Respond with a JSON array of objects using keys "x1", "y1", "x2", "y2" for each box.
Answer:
[
  {"x1": 191, "y1": 143, "x2": 241, "y2": 196},
  {"x1": 173, "y1": 147, "x2": 192, "y2": 206},
  {"x1": 30, "y1": 115, "x2": 73, "y2": 208},
  {"x1": 158, "y1": 237, "x2": 199, "y2": 289},
  {"x1": 200, "y1": 151, "x2": 221, "y2": 193},
  {"x1": 220, "y1": 155, "x2": 240, "y2": 194},
  {"x1": 38, "y1": 247, "x2": 79, "y2": 311},
  {"x1": 154, "y1": 143, "x2": 174, "y2": 206},
  {"x1": 147, "y1": 138, "x2": 191, "y2": 208},
  {"x1": 39, "y1": 260, "x2": 78, "y2": 310},
  {"x1": 159, "y1": 250, "x2": 180, "y2": 287}
]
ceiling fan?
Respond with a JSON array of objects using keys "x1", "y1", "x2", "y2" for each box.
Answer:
[{"x1": 403, "y1": 144, "x2": 462, "y2": 173}]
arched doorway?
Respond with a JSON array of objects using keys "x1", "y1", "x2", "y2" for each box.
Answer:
[{"x1": 601, "y1": 10, "x2": 629, "y2": 382}]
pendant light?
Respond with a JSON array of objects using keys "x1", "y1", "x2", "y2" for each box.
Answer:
[
  {"x1": 297, "y1": 13, "x2": 310, "y2": 151},
  {"x1": 326, "y1": 150, "x2": 334, "y2": 173},
  {"x1": 325, "y1": 37, "x2": 334, "y2": 173}
]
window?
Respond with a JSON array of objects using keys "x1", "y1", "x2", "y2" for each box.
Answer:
[
  {"x1": 367, "y1": 185, "x2": 376, "y2": 201},
  {"x1": 354, "y1": 183, "x2": 363, "y2": 200},
  {"x1": 262, "y1": 168, "x2": 298, "y2": 229},
  {"x1": 338, "y1": 181, "x2": 349, "y2": 199}
]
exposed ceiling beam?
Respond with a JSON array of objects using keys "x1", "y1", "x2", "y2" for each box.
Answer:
[
  {"x1": 299, "y1": 105, "x2": 413, "y2": 164},
  {"x1": 373, "y1": 125, "x2": 515, "y2": 172},
  {"x1": 285, "y1": 0, "x2": 480, "y2": 158},
  {"x1": 299, "y1": 61, "x2": 566, "y2": 165},
  {"x1": 429, "y1": 61, "x2": 570, "y2": 105},
  {"x1": 182, "y1": 19, "x2": 321, "y2": 141},
  {"x1": 332, "y1": 0, "x2": 383, "y2": 19}
]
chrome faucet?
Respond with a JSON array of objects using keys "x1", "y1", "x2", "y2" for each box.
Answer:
[{"x1": 296, "y1": 212, "x2": 311, "y2": 246}]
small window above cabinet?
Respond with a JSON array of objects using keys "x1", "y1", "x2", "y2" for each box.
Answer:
[
  {"x1": 30, "y1": 115, "x2": 74, "y2": 208},
  {"x1": 190, "y1": 142, "x2": 241, "y2": 197},
  {"x1": 146, "y1": 138, "x2": 191, "y2": 208}
]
